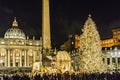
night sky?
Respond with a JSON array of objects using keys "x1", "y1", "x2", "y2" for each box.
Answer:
[{"x1": 0, "y1": 0, "x2": 120, "y2": 48}]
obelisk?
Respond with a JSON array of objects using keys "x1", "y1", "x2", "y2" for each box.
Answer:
[{"x1": 42, "y1": 0, "x2": 51, "y2": 49}]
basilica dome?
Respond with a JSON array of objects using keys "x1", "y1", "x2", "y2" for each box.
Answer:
[{"x1": 4, "y1": 18, "x2": 26, "y2": 40}]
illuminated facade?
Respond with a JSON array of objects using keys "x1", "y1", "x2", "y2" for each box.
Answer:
[
  {"x1": 0, "y1": 18, "x2": 42, "y2": 69},
  {"x1": 102, "y1": 29, "x2": 120, "y2": 47},
  {"x1": 102, "y1": 29, "x2": 120, "y2": 71}
]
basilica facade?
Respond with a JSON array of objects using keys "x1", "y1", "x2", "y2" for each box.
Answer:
[{"x1": 0, "y1": 18, "x2": 42, "y2": 69}]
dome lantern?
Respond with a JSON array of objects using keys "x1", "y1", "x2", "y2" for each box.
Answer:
[{"x1": 12, "y1": 17, "x2": 18, "y2": 27}]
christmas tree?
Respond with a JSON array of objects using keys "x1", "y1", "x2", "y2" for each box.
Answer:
[{"x1": 79, "y1": 15, "x2": 105, "y2": 73}]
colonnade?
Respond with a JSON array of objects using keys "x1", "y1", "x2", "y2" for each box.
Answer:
[{"x1": 0, "y1": 48, "x2": 42, "y2": 68}]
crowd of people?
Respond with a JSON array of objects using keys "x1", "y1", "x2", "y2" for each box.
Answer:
[{"x1": 2, "y1": 71, "x2": 120, "y2": 80}]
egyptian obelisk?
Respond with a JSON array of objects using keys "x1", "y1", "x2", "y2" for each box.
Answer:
[{"x1": 42, "y1": 0, "x2": 51, "y2": 49}]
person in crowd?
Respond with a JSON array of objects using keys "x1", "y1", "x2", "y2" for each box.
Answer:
[{"x1": 3, "y1": 71, "x2": 120, "y2": 80}]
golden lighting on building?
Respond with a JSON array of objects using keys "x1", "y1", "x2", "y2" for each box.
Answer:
[{"x1": 0, "y1": 18, "x2": 42, "y2": 69}]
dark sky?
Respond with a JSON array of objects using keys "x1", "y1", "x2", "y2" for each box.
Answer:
[{"x1": 0, "y1": 0, "x2": 120, "y2": 48}]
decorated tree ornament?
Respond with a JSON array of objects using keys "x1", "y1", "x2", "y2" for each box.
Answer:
[{"x1": 79, "y1": 15, "x2": 106, "y2": 73}]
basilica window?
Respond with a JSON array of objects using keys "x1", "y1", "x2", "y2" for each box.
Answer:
[
  {"x1": 16, "y1": 53, "x2": 20, "y2": 57},
  {"x1": 118, "y1": 58, "x2": 120, "y2": 64},
  {"x1": 28, "y1": 49, "x2": 33, "y2": 56},
  {"x1": 112, "y1": 58, "x2": 115, "y2": 63},
  {"x1": 1, "y1": 41, "x2": 4, "y2": 44},
  {"x1": 0, "y1": 49, "x2": 6, "y2": 56},
  {"x1": 29, "y1": 53, "x2": 33, "y2": 56},
  {"x1": 29, "y1": 42, "x2": 32, "y2": 45},
  {"x1": 102, "y1": 58, "x2": 105, "y2": 63},
  {"x1": 22, "y1": 52, "x2": 24, "y2": 56},
  {"x1": 107, "y1": 58, "x2": 110, "y2": 65}
]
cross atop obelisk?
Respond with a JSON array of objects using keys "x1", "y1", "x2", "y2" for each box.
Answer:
[{"x1": 42, "y1": 0, "x2": 51, "y2": 49}]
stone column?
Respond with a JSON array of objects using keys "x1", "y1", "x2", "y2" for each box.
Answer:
[
  {"x1": 40, "y1": 52, "x2": 42, "y2": 67},
  {"x1": 24, "y1": 50, "x2": 27, "y2": 67},
  {"x1": 105, "y1": 57, "x2": 107, "y2": 66},
  {"x1": 33, "y1": 51, "x2": 36, "y2": 62},
  {"x1": 27, "y1": 52, "x2": 29, "y2": 66},
  {"x1": 7, "y1": 49, "x2": 10, "y2": 67},
  {"x1": 20, "y1": 51, "x2": 22, "y2": 67},
  {"x1": 116, "y1": 57, "x2": 118, "y2": 69},
  {"x1": 110, "y1": 57, "x2": 112, "y2": 65},
  {"x1": 40, "y1": 52, "x2": 42, "y2": 61},
  {"x1": 5, "y1": 51, "x2": 7, "y2": 67},
  {"x1": 13, "y1": 52, "x2": 15, "y2": 67}
]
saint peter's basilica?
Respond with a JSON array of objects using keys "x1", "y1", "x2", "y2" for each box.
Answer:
[{"x1": 0, "y1": 18, "x2": 42, "y2": 70}]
